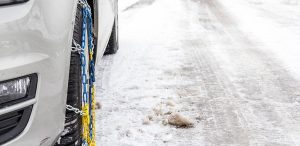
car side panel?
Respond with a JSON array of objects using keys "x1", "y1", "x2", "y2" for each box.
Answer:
[
  {"x1": 95, "y1": 0, "x2": 116, "y2": 61},
  {"x1": 0, "y1": 0, "x2": 78, "y2": 145}
]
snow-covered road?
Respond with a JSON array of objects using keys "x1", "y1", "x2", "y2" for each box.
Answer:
[{"x1": 96, "y1": 0, "x2": 300, "y2": 145}]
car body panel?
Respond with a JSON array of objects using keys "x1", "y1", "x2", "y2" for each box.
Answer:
[
  {"x1": 0, "y1": 0, "x2": 116, "y2": 145},
  {"x1": 95, "y1": 0, "x2": 116, "y2": 61}
]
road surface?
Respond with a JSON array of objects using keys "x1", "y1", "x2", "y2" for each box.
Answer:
[{"x1": 96, "y1": 0, "x2": 300, "y2": 145}]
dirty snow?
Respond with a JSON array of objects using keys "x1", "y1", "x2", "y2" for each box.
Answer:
[{"x1": 96, "y1": 0, "x2": 300, "y2": 145}]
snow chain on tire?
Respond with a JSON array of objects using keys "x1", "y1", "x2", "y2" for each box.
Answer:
[{"x1": 66, "y1": 0, "x2": 96, "y2": 145}]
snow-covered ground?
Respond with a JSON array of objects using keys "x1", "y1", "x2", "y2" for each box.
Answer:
[{"x1": 96, "y1": 0, "x2": 300, "y2": 145}]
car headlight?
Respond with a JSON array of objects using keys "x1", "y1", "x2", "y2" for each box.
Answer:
[
  {"x1": 0, "y1": 74, "x2": 37, "y2": 108},
  {"x1": 0, "y1": 0, "x2": 29, "y2": 6}
]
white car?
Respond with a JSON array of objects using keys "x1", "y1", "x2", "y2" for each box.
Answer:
[{"x1": 0, "y1": 0, "x2": 118, "y2": 145}]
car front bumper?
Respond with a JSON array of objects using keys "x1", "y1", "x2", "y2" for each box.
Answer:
[{"x1": 0, "y1": 0, "x2": 77, "y2": 145}]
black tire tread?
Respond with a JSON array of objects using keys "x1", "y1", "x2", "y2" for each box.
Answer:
[
  {"x1": 55, "y1": 4, "x2": 83, "y2": 146},
  {"x1": 104, "y1": 19, "x2": 119, "y2": 55}
]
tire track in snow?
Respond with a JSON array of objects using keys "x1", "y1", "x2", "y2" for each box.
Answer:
[{"x1": 187, "y1": 0, "x2": 300, "y2": 145}]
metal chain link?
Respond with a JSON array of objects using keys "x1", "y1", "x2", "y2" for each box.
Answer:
[
  {"x1": 78, "y1": 0, "x2": 87, "y2": 7},
  {"x1": 78, "y1": 0, "x2": 91, "y2": 11},
  {"x1": 71, "y1": 39, "x2": 84, "y2": 53},
  {"x1": 66, "y1": 104, "x2": 84, "y2": 115}
]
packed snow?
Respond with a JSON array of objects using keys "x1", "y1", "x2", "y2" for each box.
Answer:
[{"x1": 96, "y1": 0, "x2": 300, "y2": 145}]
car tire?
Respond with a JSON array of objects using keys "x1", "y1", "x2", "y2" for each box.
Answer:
[
  {"x1": 55, "y1": 4, "x2": 83, "y2": 146},
  {"x1": 104, "y1": 8, "x2": 119, "y2": 55}
]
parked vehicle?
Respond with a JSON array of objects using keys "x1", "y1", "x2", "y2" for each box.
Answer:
[{"x1": 0, "y1": 0, "x2": 118, "y2": 145}]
